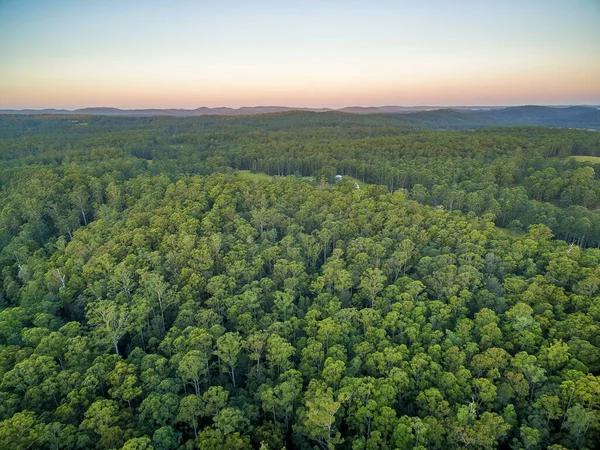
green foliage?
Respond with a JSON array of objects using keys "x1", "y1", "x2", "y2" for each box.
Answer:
[{"x1": 0, "y1": 115, "x2": 599, "y2": 449}]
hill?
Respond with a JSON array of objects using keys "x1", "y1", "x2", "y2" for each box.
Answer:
[{"x1": 2, "y1": 105, "x2": 598, "y2": 129}]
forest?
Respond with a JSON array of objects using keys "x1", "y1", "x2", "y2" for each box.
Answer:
[{"x1": 0, "y1": 113, "x2": 599, "y2": 449}]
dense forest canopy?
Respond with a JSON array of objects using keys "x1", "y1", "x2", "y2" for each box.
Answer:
[
  {"x1": 2, "y1": 113, "x2": 600, "y2": 247},
  {"x1": 0, "y1": 113, "x2": 599, "y2": 449}
]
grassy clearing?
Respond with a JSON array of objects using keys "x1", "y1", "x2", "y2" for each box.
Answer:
[
  {"x1": 238, "y1": 170, "x2": 366, "y2": 189},
  {"x1": 495, "y1": 226, "x2": 525, "y2": 238},
  {"x1": 344, "y1": 176, "x2": 366, "y2": 189},
  {"x1": 571, "y1": 155, "x2": 600, "y2": 164},
  {"x1": 238, "y1": 170, "x2": 274, "y2": 181}
]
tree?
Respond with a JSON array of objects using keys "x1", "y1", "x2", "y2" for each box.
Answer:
[
  {"x1": 122, "y1": 436, "x2": 154, "y2": 450},
  {"x1": 538, "y1": 340, "x2": 570, "y2": 372},
  {"x1": 360, "y1": 268, "x2": 386, "y2": 308},
  {"x1": 108, "y1": 360, "x2": 142, "y2": 407},
  {"x1": 152, "y1": 426, "x2": 181, "y2": 450},
  {"x1": 512, "y1": 352, "x2": 547, "y2": 401},
  {"x1": 202, "y1": 386, "x2": 229, "y2": 417},
  {"x1": 137, "y1": 393, "x2": 180, "y2": 430},
  {"x1": 215, "y1": 332, "x2": 243, "y2": 386},
  {"x1": 246, "y1": 331, "x2": 267, "y2": 370},
  {"x1": 0, "y1": 410, "x2": 44, "y2": 450},
  {"x1": 80, "y1": 399, "x2": 129, "y2": 450},
  {"x1": 299, "y1": 382, "x2": 343, "y2": 449},
  {"x1": 563, "y1": 405, "x2": 597, "y2": 448},
  {"x1": 452, "y1": 408, "x2": 510, "y2": 449},
  {"x1": 138, "y1": 270, "x2": 177, "y2": 334},
  {"x1": 519, "y1": 426, "x2": 540, "y2": 450},
  {"x1": 213, "y1": 407, "x2": 251, "y2": 437},
  {"x1": 86, "y1": 300, "x2": 134, "y2": 356},
  {"x1": 259, "y1": 369, "x2": 302, "y2": 429},
  {"x1": 266, "y1": 334, "x2": 295, "y2": 377},
  {"x1": 177, "y1": 350, "x2": 208, "y2": 396},
  {"x1": 177, "y1": 395, "x2": 203, "y2": 438}
]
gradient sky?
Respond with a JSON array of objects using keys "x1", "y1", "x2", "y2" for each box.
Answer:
[{"x1": 1, "y1": 0, "x2": 599, "y2": 109}]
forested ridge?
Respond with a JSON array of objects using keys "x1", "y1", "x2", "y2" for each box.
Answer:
[
  {"x1": 0, "y1": 114, "x2": 599, "y2": 449},
  {"x1": 1, "y1": 105, "x2": 599, "y2": 130}
]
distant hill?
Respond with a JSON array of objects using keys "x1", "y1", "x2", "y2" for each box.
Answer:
[
  {"x1": 404, "y1": 106, "x2": 600, "y2": 129},
  {"x1": 337, "y1": 105, "x2": 505, "y2": 114},
  {"x1": 478, "y1": 106, "x2": 600, "y2": 129},
  {"x1": 0, "y1": 106, "x2": 332, "y2": 117},
  {"x1": 0, "y1": 105, "x2": 490, "y2": 116},
  {"x1": 338, "y1": 106, "x2": 394, "y2": 114},
  {"x1": 486, "y1": 105, "x2": 595, "y2": 121},
  {"x1": 0, "y1": 105, "x2": 598, "y2": 129}
]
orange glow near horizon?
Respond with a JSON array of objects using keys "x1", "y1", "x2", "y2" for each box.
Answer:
[{"x1": 3, "y1": 67, "x2": 598, "y2": 110}]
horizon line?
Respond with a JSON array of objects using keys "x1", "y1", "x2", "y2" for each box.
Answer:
[{"x1": 2, "y1": 103, "x2": 600, "y2": 112}]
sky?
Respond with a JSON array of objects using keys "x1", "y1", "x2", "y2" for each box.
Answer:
[{"x1": 1, "y1": 0, "x2": 599, "y2": 109}]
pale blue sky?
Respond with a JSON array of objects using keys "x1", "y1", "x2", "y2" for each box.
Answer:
[{"x1": 1, "y1": 0, "x2": 599, "y2": 108}]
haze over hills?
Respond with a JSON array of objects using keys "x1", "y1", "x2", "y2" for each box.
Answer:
[
  {"x1": 0, "y1": 106, "x2": 332, "y2": 116},
  {"x1": 1, "y1": 105, "x2": 599, "y2": 130},
  {"x1": 2, "y1": 105, "x2": 598, "y2": 116}
]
